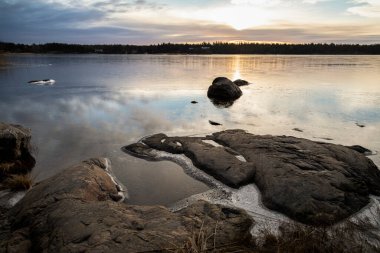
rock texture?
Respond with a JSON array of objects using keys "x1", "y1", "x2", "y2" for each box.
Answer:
[
  {"x1": 123, "y1": 130, "x2": 380, "y2": 225},
  {"x1": 1, "y1": 158, "x2": 253, "y2": 252},
  {"x1": 207, "y1": 77, "x2": 242, "y2": 101},
  {"x1": 0, "y1": 123, "x2": 35, "y2": 179}
]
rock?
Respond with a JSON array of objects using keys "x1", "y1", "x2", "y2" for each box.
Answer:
[
  {"x1": 124, "y1": 130, "x2": 380, "y2": 225},
  {"x1": 1, "y1": 158, "x2": 253, "y2": 252},
  {"x1": 292, "y1": 128, "x2": 303, "y2": 132},
  {"x1": 233, "y1": 79, "x2": 249, "y2": 86},
  {"x1": 0, "y1": 123, "x2": 35, "y2": 178},
  {"x1": 191, "y1": 100, "x2": 198, "y2": 104},
  {"x1": 207, "y1": 77, "x2": 242, "y2": 101},
  {"x1": 209, "y1": 120, "x2": 222, "y2": 126},
  {"x1": 320, "y1": 137, "x2": 333, "y2": 141},
  {"x1": 347, "y1": 145, "x2": 373, "y2": 155},
  {"x1": 356, "y1": 122, "x2": 365, "y2": 128}
]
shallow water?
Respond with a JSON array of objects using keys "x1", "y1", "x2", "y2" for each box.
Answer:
[{"x1": 1, "y1": 54, "x2": 380, "y2": 205}]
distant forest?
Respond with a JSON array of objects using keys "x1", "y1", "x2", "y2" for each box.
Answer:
[{"x1": 1, "y1": 42, "x2": 380, "y2": 54}]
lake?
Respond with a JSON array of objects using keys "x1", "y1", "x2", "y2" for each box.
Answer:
[{"x1": 1, "y1": 54, "x2": 380, "y2": 205}]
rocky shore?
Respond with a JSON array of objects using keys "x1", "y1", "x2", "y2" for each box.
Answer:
[
  {"x1": 124, "y1": 129, "x2": 380, "y2": 226},
  {"x1": 0, "y1": 123, "x2": 254, "y2": 252},
  {"x1": 1, "y1": 123, "x2": 380, "y2": 252},
  {"x1": 0, "y1": 158, "x2": 253, "y2": 252}
]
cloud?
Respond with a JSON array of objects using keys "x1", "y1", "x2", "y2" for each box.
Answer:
[
  {"x1": 302, "y1": 0, "x2": 331, "y2": 4},
  {"x1": 230, "y1": 0, "x2": 331, "y2": 6},
  {"x1": 347, "y1": 0, "x2": 380, "y2": 17},
  {"x1": 92, "y1": 0, "x2": 165, "y2": 13},
  {"x1": 0, "y1": 0, "x2": 379, "y2": 44},
  {"x1": 0, "y1": 0, "x2": 164, "y2": 43}
]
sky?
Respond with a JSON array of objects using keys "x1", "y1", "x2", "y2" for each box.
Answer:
[{"x1": 1, "y1": 0, "x2": 380, "y2": 44}]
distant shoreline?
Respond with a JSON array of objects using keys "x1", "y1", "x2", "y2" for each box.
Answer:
[{"x1": 1, "y1": 42, "x2": 380, "y2": 55}]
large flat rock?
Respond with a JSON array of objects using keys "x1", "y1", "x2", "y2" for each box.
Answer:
[
  {"x1": 1, "y1": 158, "x2": 253, "y2": 252},
  {"x1": 123, "y1": 129, "x2": 380, "y2": 225}
]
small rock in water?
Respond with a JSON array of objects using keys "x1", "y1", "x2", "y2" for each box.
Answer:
[
  {"x1": 356, "y1": 122, "x2": 365, "y2": 128},
  {"x1": 233, "y1": 79, "x2": 250, "y2": 86},
  {"x1": 209, "y1": 120, "x2": 222, "y2": 126},
  {"x1": 191, "y1": 101, "x2": 198, "y2": 104},
  {"x1": 292, "y1": 128, "x2": 303, "y2": 132}
]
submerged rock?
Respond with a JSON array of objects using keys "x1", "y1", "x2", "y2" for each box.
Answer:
[
  {"x1": 1, "y1": 158, "x2": 253, "y2": 252},
  {"x1": 0, "y1": 123, "x2": 35, "y2": 178},
  {"x1": 123, "y1": 130, "x2": 380, "y2": 225},
  {"x1": 207, "y1": 77, "x2": 242, "y2": 102}
]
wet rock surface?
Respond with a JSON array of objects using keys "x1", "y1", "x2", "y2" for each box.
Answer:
[
  {"x1": 0, "y1": 158, "x2": 253, "y2": 252},
  {"x1": 123, "y1": 129, "x2": 380, "y2": 225},
  {"x1": 0, "y1": 123, "x2": 35, "y2": 179}
]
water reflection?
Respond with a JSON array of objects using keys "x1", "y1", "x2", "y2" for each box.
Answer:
[
  {"x1": 0, "y1": 54, "x2": 380, "y2": 204},
  {"x1": 209, "y1": 98, "x2": 236, "y2": 108}
]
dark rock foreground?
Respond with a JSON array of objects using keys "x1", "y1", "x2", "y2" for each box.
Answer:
[
  {"x1": 124, "y1": 129, "x2": 380, "y2": 225},
  {"x1": 0, "y1": 123, "x2": 35, "y2": 178},
  {"x1": 0, "y1": 158, "x2": 253, "y2": 252}
]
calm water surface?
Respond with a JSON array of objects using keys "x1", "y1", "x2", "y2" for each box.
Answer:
[{"x1": 1, "y1": 54, "x2": 380, "y2": 205}]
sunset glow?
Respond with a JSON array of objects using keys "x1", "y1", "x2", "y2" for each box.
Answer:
[{"x1": 1, "y1": 0, "x2": 380, "y2": 44}]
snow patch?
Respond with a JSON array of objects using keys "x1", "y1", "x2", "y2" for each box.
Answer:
[{"x1": 202, "y1": 140, "x2": 223, "y2": 147}]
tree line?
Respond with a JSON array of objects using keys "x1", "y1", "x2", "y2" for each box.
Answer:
[{"x1": 1, "y1": 42, "x2": 379, "y2": 54}]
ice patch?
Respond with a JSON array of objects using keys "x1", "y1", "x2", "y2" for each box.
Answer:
[
  {"x1": 103, "y1": 158, "x2": 129, "y2": 201},
  {"x1": 8, "y1": 191, "x2": 26, "y2": 207},
  {"x1": 235, "y1": 155, "x2": 247, "y2": 162},
  {"x1": 150, "y1": 149, "x2": 227, "y2": 189},
  {"x1": 0, "y1": 190, "x2": 26, "y2": 209},
  {"x1": 145, "y1": 148, "x2": 289, "y2": 236},
  {"x1": 28, "y1": 79, "x2": 55, "y2": 85},
  {"x1": 202, "y1": 140, "x2": 223, "y2": 147}
]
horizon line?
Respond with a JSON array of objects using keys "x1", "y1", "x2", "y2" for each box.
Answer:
[{"x1": 2, "y1": 41, "x2": 380, "y2": 46}]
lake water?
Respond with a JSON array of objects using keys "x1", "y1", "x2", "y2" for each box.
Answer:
[{"x1": 1, "y1": 54, "x2": 380, "y2": 205}]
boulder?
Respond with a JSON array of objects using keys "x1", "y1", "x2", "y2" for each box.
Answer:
[
  {"x1": 1, "y1": 158, "x2": 253, "y2": 252},
  {"x1": 207, "y1": 77, "x2": 242, "y2": 101},
  {"x1": 123, "y1": 130, "x2": 380, "y2": 225},
  {"x1": 0, "y1": 123, "x2": 35, "y2": 178}
]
